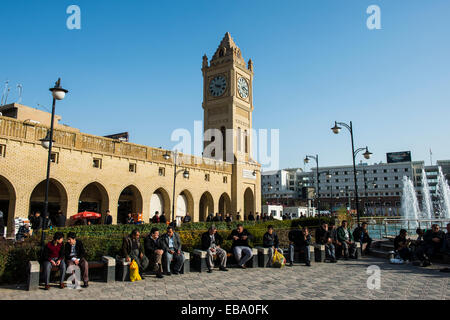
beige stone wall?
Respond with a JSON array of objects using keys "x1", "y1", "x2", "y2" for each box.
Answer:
[{"x1": 0, "y1": 116, "x2": 260, "y2": 237}]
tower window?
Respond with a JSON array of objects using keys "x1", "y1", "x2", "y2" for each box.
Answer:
[
  {"x1": 93, "y1": 158, "x2": 102, "y2": 169},
  {"x1": 129, "y1": 163, "x2": 137, "y2": 173},
  {"x1": 159, "y1": 167, "x2": 165, "y2": 176},
  {"x1": 0, "y1": 144, "x2": 6, "y2": 157},
  {"x1": 50, "y1": 152, "x2": 59, "y2": 164},
  {"x1": 205, "y1": 174, "x2": 210, "y2": 182}
]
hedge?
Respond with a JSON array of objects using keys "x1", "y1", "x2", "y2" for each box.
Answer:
[{"x1": 0, "y1": 217, "x2": 334, "y2": 284}]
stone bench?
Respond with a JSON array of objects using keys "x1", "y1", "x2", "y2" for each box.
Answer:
[
  {"x1": 335, "y1": 242, "x2": 362, "y2": 259},
  {"x1": 192, "y1": 248, "x2": 258, "y2": 271},
  {"x1": 162, "y1": 251, "x2": 190, "y2": 274},
  {"x1": 282, "y1": 246, "x2": 315, "y2": 264},
  {"x1": 256, "y1": 247, "x2": 271, "y2": 267},
  {"x1": 27, "y1": 256, "x2": 115, "y2": 291}
]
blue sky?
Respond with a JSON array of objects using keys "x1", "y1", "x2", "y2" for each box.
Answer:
[{"x1": 1, "y1": 0, "x2": 449, "y2": 171}]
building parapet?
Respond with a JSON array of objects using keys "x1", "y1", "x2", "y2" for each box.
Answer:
[{"x1": 0, "y1": 116, "x2": 233, "y2": 174}]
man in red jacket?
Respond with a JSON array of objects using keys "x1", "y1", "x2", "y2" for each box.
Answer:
[{"x1": 42, "y1": 232, "x2": 66, "y2": 290}]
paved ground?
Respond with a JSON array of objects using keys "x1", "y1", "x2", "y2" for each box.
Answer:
[{"x1": 0, "y1": 257, "x2": 448, "y2": 300}]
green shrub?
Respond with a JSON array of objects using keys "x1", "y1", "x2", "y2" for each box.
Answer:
[{"x1": 0, "y1": 216, "x2": 334, "y2": 284}]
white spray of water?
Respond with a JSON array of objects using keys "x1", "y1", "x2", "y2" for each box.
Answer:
[
  {"x1": 421, "y1": 170, "x2": 433, "y2": 220},
  {"x1": 401, "y1": 176, "x2": 420, "y2": 230},
  {"x1": 436, "y1": 167, "x2": 450, "y2": 219}
]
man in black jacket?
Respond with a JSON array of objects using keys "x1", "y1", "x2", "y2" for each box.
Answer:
[
  {"x1": 201, "y1": 225, "x2": 228, "y2": 273},
  {"x1": 248, "y1": 212, "x2": 255, "y2": 221},
  {"x1": 31, "y1": 211, "x2": 43, "y2": 231},
  {"x1": 104, "y1": 210, "x2": 113, "y2": 225},
  {"x1": 227, "y1": 224, "x2": 254, "y2": 268},
  {"x1": 288, "y1": 226, "x2": 312, "y2": 266},
  {"x1": 263, "y1": 225, "x2": 281, "y2": 267},
  {"x1": 65, "y1": 232, "x2": 89, "y2": 287},
  {"x1": 416, "y1": 224, "x2": 446, "y2": 266},
  {"x1": 55, "y1": 210, "x2": 66, "y2": 228},
  {"x1": 144, "y1": 227, "x2": 164, "y2": 278},
  {"x1": 182, "y1": 213, "x2": 192, "y2": 223},
  {"x1": 159, "y1": 212, "x2": 167, "y2": 224},
  {"x1": 159, "y1": 226, "x2": 185, "y2": 275},
  {"x1": 315, "y1": 223, "x2": 336, "y2": 262}
]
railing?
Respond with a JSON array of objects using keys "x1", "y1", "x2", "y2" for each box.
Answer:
[
  {"x1": 0, "y1": 116, "x2": 233, "y2": 174},
  {"x1": 365, "y1": 218, "x2": 450, "y2": 239}
]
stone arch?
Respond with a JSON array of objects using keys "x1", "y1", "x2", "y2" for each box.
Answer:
[
  {"x1": 199, "y1": 191, "x2": 214, "y2": 222},
  {"x1": 176, "y1": 189, "x2": 194, "y2": 221},
  {"x1": 77, "y1": 182, "x2": 109, "y2": 215},
  {"x1": 0, "y1": 175, "x2": 16, "y2": 238},
  {"x1": 117, "y1": 185, "x2": 143, "y2": 224},
  {"x1": 244, "y1": 187, "x2": 255, "y2": 220},
  {"x1": 150, "y1": 187, "x2": 171, "y2": 221},
  {"x1": 29, "y1": 178, "x2": 68, "y2": 224},
  {"x1": 218, "y1": 192, "x2": 231, "y2": 215}
]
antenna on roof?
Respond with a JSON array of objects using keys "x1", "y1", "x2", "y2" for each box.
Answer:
[
  {"x1": 1, "y1": 80, "x2": 10, "y2": 105},
  {"x1": 16, "y1": 84, "x2": 23, "y2": 104}
]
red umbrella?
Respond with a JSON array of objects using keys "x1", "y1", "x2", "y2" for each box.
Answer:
[{"x1": 71, "y1": 211, "x2": 101, "y2": 220}]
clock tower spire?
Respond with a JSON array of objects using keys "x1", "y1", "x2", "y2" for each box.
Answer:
[{"x1": 202, "y1": 32, "x2": 254, "y2": 163}]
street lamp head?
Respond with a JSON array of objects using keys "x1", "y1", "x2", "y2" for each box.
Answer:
[
  {"x1": 49, "y1": 78, "x2": 68, "y2": 101},
  {"x1": 304, "y1": 156, "x2": 310, "y2": 164},
  {"x1": 40, "y1": 131, "x2": 54, "y2": 149},
  {"x1": 252, "y1": 170, "x2": 257, "y2": 176},
  {"x1": 326, "y1": 172, "x2": 332, "y2": 179},
  {"x1": 363, "y1": 147, "x2": 373, "y2": 160},
  {"x1": 331, "y1": 122, "x2": 341, "y2": 134},
  {"x1": 163, "y1": 152, "x2": 171, "y2": 161},
  {"x1": 183, "y1": 170, "x2": 190, "y2": 179}
]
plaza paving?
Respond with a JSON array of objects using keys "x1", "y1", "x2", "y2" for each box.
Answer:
[{"x1": 0, "y1": 257, "x2": 448, "y2": 300}]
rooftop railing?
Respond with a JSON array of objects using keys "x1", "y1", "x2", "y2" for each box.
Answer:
[{"x1": 0, "y1": 116, "x2": 235, "y2": 174}]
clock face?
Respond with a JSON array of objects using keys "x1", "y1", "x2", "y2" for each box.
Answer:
[
  {"x1": 237, "y1": 77, "x2": 249, "y2": 99},
  {"x1": 209, "y1": 76, "x2": 227, "y2": 97}
]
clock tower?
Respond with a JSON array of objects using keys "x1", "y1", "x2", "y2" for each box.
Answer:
[
  {"x1": 202, "y1": 32, "x2": 254, "y2": 163},
  {"x1": 202, "y1": 32, "x2": 261, "y2": 220}
]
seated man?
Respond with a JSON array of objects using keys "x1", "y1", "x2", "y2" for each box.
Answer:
[
  {"x1": 443, "y1": 223, "x2": 450, "y2": 255},
  {"x1": 122, "y1": 229, "x2": 149, "y2": 274},
  {"x1": 353, "y1": 222, "x2": 372, "y2": 255},
  {"x1": 337, "y1": 220, "x2": 357, "y2": 259},
  {"x1": 42, "y1": 232, "x2": 66, "y2": 290},
  {"x1": 182, "y1": 213, "x2": 192, "y2": 223},
  {"x1": 263, "y1": 225, "x2": 282, "y2": 267},
  {"x1": 65, "y1": 232, "x2": 89, "y2": 288},
  {"x1": 288, "y1": 226, "x2": 312, "y2": 266},
  {"x1": 315, "y1": 223, "x2": 336, "y2": 262},
  {"x1": 227, "y1": 224, "x2": 254, "y2": 269},
  {"x1": 16, "y1": 223, "x2": 31, "y2": 241},
  {"x1": 416, "y1": 224, "x2": 445, "y2": 266},
  {"x1": 144, "y1": 227, "x2": 164, "y2": 278},
  {"x1": 201, "y1": 225, "x2": 228, "y2": 273},
  {"x1": 160, "y1": 226, "x2": 185, "y2": 275},
  {"x1": 394, "y1": 229, "x2": 411, "y2": 261}
]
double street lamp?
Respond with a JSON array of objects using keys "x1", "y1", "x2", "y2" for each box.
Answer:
[
  {"x1": 163, "y1": 150, "x2": 190, "y2": 224},
  {"x1": 40, "y1": 78, "x2": 68, "y2": 248},
  {"x1": 331, "y1": 121, "x2": 372, "y2": 226}
]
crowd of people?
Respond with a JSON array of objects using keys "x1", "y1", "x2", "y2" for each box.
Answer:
[{"x1": 393, "y1": 223, "x2": 450, "y2": 267}]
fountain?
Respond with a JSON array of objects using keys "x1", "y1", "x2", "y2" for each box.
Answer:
[
  {"x1": 401, "y1": 176, "x2": 420, "y2": 230},
  {"x1": 421, "y1": 170, "x2": 433, "y2": 228},
  {"x1": 436, "y1": 167, "x2": 450, "y2": 219}
]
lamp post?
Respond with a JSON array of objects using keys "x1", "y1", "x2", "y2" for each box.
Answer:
[
  {"x1": 304, "y1": 155, "x2": 320, "y2": 215},
  {"x1": 163, "y1": 150, "x2": 190, "y2": 224},
  {"x1": 40, "y1": 78, "x2": 68, "y2": 249},
  {"x1": 331, "y1": 121, "x2": 372, "y2": 226}
]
